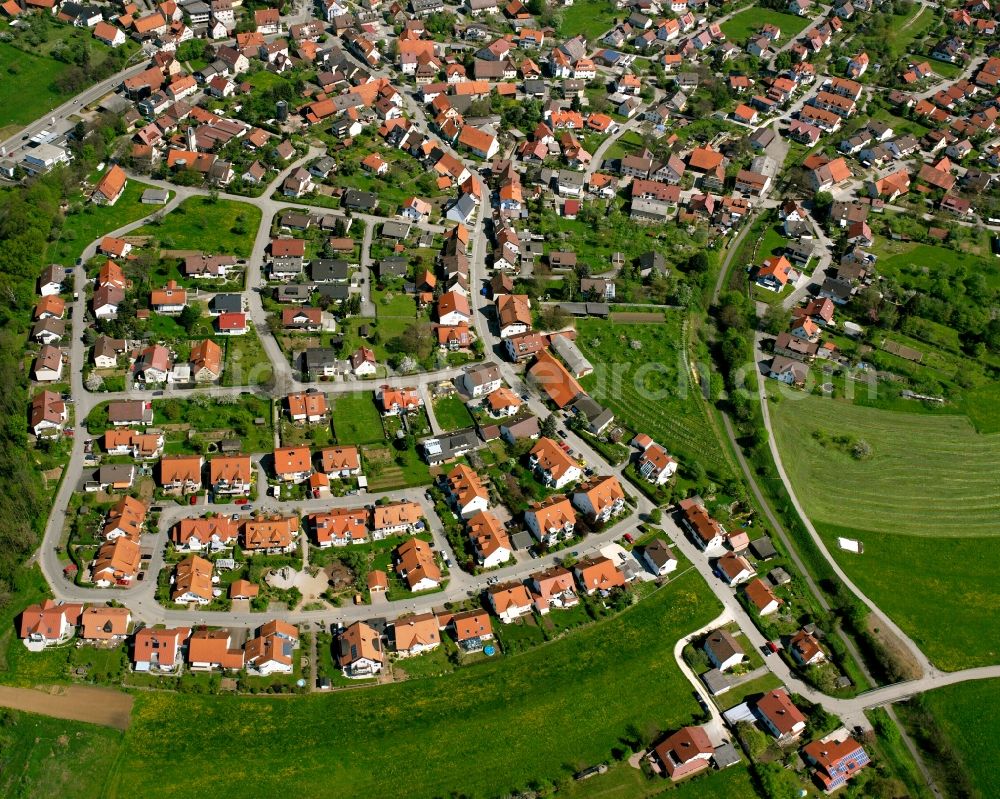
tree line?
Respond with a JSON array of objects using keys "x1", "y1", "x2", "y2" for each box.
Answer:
[{"x1": 0, "y1": 170, "x2": 74, "y2": 610}]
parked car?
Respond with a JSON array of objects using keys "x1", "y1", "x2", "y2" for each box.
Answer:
[
  {"x1": 623, "y1": 533, "x2": 634, "y2": 544},
  {"x1": 235, "y1": 497, "x2": 249, "y2": 505},
  {"x1": 189, "y1": 495, "x2": 197, "y2": 505}
]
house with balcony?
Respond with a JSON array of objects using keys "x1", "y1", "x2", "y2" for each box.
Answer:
[{"x1": 525, "y1": 495, "x2": 576, "y2": 546}]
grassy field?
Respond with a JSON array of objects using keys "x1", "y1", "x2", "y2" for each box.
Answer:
[
  {"x1": 577, "y1": 315, "x2": 729, "y2": 473},
  {"x1": 770, "y1": 394, "x2": 1000, "y2": 669},
  {"x1": 133, "y1": 197, "x2": 261, "y2": 257},
  {"x1": 220, "y1": 329, "x2": 272, "y2": 388},
  {"x1": 102, "y1": 570, "x2": 719, "y2": 798},
  {"x1": 0, "y1": 709, "x2": 124, "y2": 798},
  {"x1": 815, "y1": 522, "x2": 997, "y2": 670},
  {"x1": 770, "y1": 395, "x2": 1000, "y2": 538},
  {"x1": 917, "y1": 680, "x2": 1000, "y2": 799},
  {"x1": 926, "y1": 58, "x2": 964, "y2": 79},
  {"x1": 885, "y1": 5, "x2": 937, "y2": 58},
  {"x1": 719, "y1": 7, "x2": 811, "y2": 45},
  {"x1": 151, "y1": 394, "x2": 274, "y2": 454},
  {"x1": 0, "y1": 42, "x2": 72, "y2": 136},
  {"x1": 332, "y1": 393, "x2": 385, "y2": 445},
  {"x1": 877, "y1": 242, "x2": 1000, "y2": 292},
  {"x1": 432, "y1": 395, "x2": 473, "y2": 431},
  {"x1": 959, "y1": 383, "x2": 1000, "y2": 434},
  {"x1": 47, "y1": 180, "x2": 163, "y2": 265},
  {"x1": 557, "y1": 0, "x2": 619, "y2": 40},
  {"x1": 536, "y1": 204, "x2": 704, "y2": 275}
]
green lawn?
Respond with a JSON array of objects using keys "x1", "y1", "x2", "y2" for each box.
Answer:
[
  {"x1": 332, "y1": 393, "x2": 385, "y2": 445},
  {"x1": 757, "y1": 223, "x2": 789, "y2": 261},
  {"x1": 0, "y1": 33, "x2": 132, "y2": 138},
  {"x1": 0, "y1": 42, "x2": 73, "y2": 136},
  {"x1": 878, "y1": 242, "x2": 1000, "y2": 292},
  {"x1": 363, "y1": 443, "x2": 433, "y2": 490},
  {"x1": 868, "y1": 107, "x2": 931, "y2": 139},
  {"x1": 577, "y1": 315, "x2": 729, "y2": 474},
  {"x1": 47, "y1": 180, "x2": 164, "y2": 265},
  {"x1": 916, "y1": 680, "x2": 1000, "y2": 799},
  {"x1": 536, "y1": 204, "x2": 704, "y2": 275},
  {"x1": 770, "y1": 395, "x2": 1000, "y2": 539},
  {"x1": 604, "y1": 130, "x2": 645, "y2": 163},
  {"x1": 105, "y1": 570, "x2": 720, "y2": 799},
  {"x1": 719, "y1": 7, "x2": 811, "y2": 45},
  {"x1": 926, "y1": 58, "x2": 964, "y2": 79},
  {"x1": 221, "y1": 329, "x2": 272, "y2": 388},
  {"x1": 815, "y1": 522, "x2": 998, "y2": 670},
  {"x1": 885, "y1": 5, "x2": 937, "y2": 58},
  {"x1": 716, "y1": 672, "x2": 784, "y2": 711},
  {"x1": 557, "y1": 0, "x2": 620, "y2": 40},
  {"x1": 151, "y1": 394, "x2": 274, "y2": 454},
  {"x1": 959, "y1": 383, "x2": 1000, "y2": 434},
  {"x1": 132, "y1": 197, "x2": 261, "y2": 257},
  {"x1": 0, "y1": 709, "x2": 124, "y2": 798},
  {"x1": 770, "y1": 395, "x2": 1000, "y2": 669},
  {"x1": 432, "y1": 395, "x2": 474, "y2": 432}
]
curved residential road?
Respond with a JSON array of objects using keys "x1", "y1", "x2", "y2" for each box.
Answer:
[
  {"x1": 753, "y1": 342, "x2": 940, "y2": 679},
  {"x1": 585, "y1": 87, "x2": 663, "y2": 180},
  {"x1": 36, "y1": 156, "x2": 478, "y2": 599},
  {"x1": 673, "y1": 605, "x2": 734, "y2": 744},
  {"x1": 26, "y1": 48, "x2": 1000, "y2": 730}
]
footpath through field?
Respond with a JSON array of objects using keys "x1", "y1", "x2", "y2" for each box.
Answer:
[{"x1": 0, "y1": 684, "x2": 133, "y2": 730}]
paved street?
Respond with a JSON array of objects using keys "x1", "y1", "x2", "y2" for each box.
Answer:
[{"x1": 15, "y1": 19, "x2": 1000, "y2": 747}]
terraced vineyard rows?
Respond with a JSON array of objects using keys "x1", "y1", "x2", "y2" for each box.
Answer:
[{"x1": 576, "y1": 316, "x2": 728, "y2": 472}]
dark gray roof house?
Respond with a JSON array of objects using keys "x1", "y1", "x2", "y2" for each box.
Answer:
[
  {"x1": 701, "y1": 668, "x2": 732, "y2": 696},
  {"x1": 277, "y1": 285, "x2": 312, "y2": 303},
  {"x1": 312, "y1": 259, "x2": 350, "y2": 283},
  {"x1": 280, "y1": 212, "x2": 312, "y2": 230},
  {"x1": 510, "y1": 530, "x2": 534, "y2": 550},
  {"x1": 750, "y1": 536, "x2": 778, "y2": 560},
  {"x1": 304, "y1": 347, "x2": 341, "y2": 373},
  {"x1": 342, "y1": 189, "x2": 379, "y2": 211},
  {"x1": 212, "y1": 293, "x2": 243, "y2": 314},
  {"x1": 317, "y1": 284, "x2": 350, "y2": 302},
  {"x1": 420, "y1": 430, "x2": 481, "y2": 465},
  {"x1": 309, "y1": 156, "x2": 336, "y2": 178},
  {"x1": 381, "y1": 221, "x2": 410, "y2": 239},
  {"x1": 750, "y1": 126, "x2": 776, "y2": 150},
  {"x1": 378, "y1": 257, "x2": 408, "y2": 279},
  {"x1": 570, "y1": 395, "x2": 614, "y2": 435},
  {"x1": 638, "y1": 250, "x2": 667, "y2": 274}
]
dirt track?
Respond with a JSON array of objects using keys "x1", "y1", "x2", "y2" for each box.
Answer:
[{"x1": 0, "y1": 684, "x2": 133, "y2": 730}]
